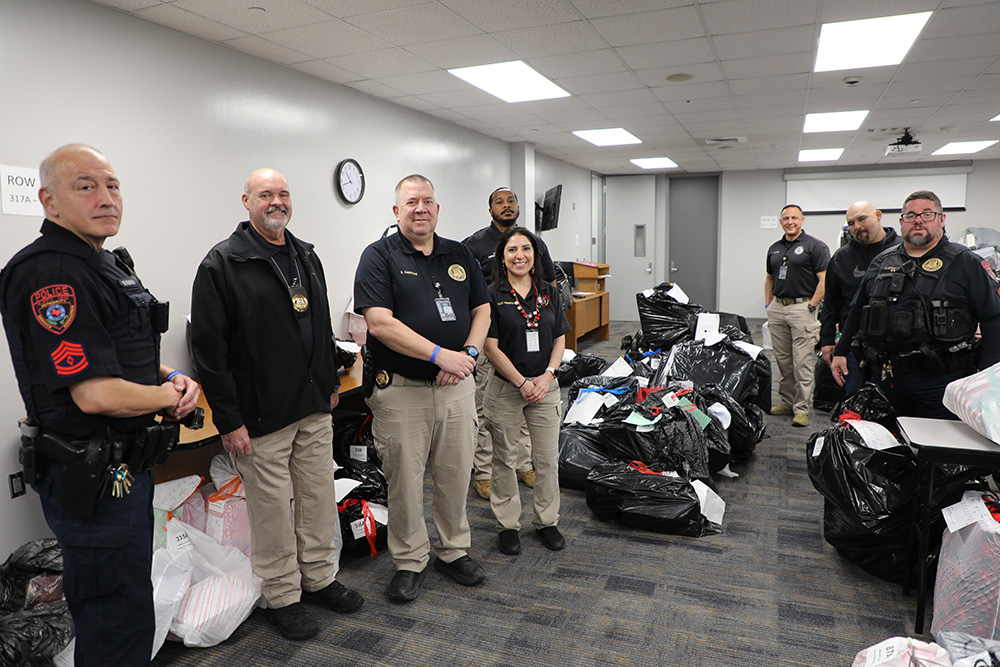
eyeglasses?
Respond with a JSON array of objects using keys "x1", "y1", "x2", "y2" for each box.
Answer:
[{"x1": 901, "y1": 210, "x2": 941, "y2": 223}]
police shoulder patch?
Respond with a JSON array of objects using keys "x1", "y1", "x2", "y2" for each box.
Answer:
[
  {"x1": 50, "y1": 340, "x2": 89, "y2": 376},
  {"x1": 981, "y1": 259, "x2": 1000, "y2": 284},
  {"x1": 448, "y1": 264, "x2": 467, "y2": 281},
  {"x1": 31, "y1": 284, "x2": 76, "y2": 334}
]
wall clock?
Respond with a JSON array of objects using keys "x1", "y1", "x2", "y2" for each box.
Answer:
[{"x1": 336, "y1": 158, "x2": 365, "y2": 205}]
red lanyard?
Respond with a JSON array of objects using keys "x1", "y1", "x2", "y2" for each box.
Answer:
[{"x1": 510, "y1": 279, "x2": 542, "y2": 329}]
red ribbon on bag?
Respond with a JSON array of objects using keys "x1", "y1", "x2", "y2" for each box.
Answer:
[
  {"x1": 337, "y1": 498, "x2": 379, "y2": 556},
  {"x1": 837, "y1": 410, "x2": 862, "y2": 426}
]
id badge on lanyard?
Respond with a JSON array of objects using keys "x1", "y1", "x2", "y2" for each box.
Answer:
[
  {"x1": 778, "y1": 260, "x2": 788, "y2": 281},
  {"x1": 435, "y1": 297, "x2": 456, "y2": 322},
  {"x1": 525, "y1": 329, "x2": 540, "y2": 352}
]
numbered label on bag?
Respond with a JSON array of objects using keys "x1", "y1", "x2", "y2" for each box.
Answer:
[
  {"x1": 350, "y1": 445, "x2": 366, "y2": 462},
  {"x1": 351, "y1": 518, "x2": 367, "y2": 540}
]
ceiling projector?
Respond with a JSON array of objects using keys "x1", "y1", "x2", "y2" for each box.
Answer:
[{"x1": 885, "y1": 128, "x2": 922, "y2": 156}]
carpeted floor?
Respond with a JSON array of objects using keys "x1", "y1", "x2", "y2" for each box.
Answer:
[{"x1": 151, "y1": 319, "x2": 919, "y2": 667}]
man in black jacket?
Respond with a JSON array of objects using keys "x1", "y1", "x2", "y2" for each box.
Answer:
[
  {"x1": 820, "y1": 201, "x2": 899, "y2": 396},
  {"x1": 191, "y1": 168, "x2": 362, "y2": 641}
]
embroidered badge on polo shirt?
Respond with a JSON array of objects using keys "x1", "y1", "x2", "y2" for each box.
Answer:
[
  {"x1": 50, "y1": 340, "x2": 89, "y2": 376},
  {"x1": 448, "y1": 264, "x2": 467, "y2": 281},
  {"x1": 794, "y1": 246, "x2": 804, "y2": 255},
  {"x1": 31, "y1": 284, "x2": 76, "y2": 334}
]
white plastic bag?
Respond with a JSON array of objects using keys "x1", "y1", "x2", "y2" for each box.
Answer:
[
  {"x1": 851, "y1": 637, "x2": 952, "y2": 667},
  {"x1": 152, "y1": 519, "x2": 262, "y2": 649},
  {"x1": 943, "y1": 361, "x2": 1000, "y2": 444}
]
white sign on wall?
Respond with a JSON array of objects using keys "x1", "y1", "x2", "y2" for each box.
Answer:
[
  {"x1": 1, "y1": 165, "x2": 44, "y2": 217},
  {"x1": 760, "y1": 215, "x2": 778, "y2": 229}
]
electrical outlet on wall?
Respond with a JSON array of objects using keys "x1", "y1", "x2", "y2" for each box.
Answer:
[{"x1": 9, "y1": 472, "x2": 25, "y2": 499}]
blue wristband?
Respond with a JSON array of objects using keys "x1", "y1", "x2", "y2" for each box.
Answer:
[
  {"x1": 430, "y1": 345, "x2": 441, "y2": 364},
  {"x1": 166, "y1": 370, "x2": 186, "y2": 381}
]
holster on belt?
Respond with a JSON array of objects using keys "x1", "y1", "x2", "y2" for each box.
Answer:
[
  {"x1": 59, "y1": 431, "x2": 111, "y2": 519},
  {"x1": 129, "y1": 423, "x2": 180, "y2": 472}
]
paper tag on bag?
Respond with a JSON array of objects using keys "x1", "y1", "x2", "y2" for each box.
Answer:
[
  {"x1": 864, "y1": 637, "x2": 906, "y2": 666},
  {"x1": 351, "y1": 518, "x2": 367, "y2": 540},
  {"x1": 942, "y1": 493, "x2": 995, "y2": 533},
  {"x1": 350, "y1": 445, "x2": 366, "y2": 462}
]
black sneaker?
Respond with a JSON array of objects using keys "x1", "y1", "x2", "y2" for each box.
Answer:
[
  {"x1": 498, "y1": 530, "x2": 521, "y2": 555},
  {"x1": 386, "y1": 570, "x2": 426, "y2": 603},
  {"x1": 266, "y1": 602, "x2": 319, "y2": 640},
  {"x1": 537, "y1": 526, "x2": 566, "y2": 551},
  {"x1": 303, "y1": 580, "x2": 364, "y2": 613},
  {"x1": 433, "y1": 555, "x2": 486, "y2": 586}
]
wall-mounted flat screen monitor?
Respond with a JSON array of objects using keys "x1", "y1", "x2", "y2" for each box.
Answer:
[{"x1": 537, "y1": 184, "x2": 562, "y2": 232}]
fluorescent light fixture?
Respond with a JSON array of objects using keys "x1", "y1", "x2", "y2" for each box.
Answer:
[
  {"x1": 447, "y1": 60, "x2": 569, "y2": 103},
  {"x1": 991, "y1": 113, "x2": 1000, "y2": 122},
  {"x1": 798, "y1": 148, "x2": 844, "y2": 162},
  {"x1": 803, "y1": 110, "x2": 869, "y2": 133},
  {"x1": 630, "y1": 157, "x2": 678, "y2": 169},
  {"x1": 573, "y1": 128, "x2": 642, "y2": 146},
  {"x1": 815, "y1": 11, "x2": 932, "y2": 72},
  {"x1": 932, "y1": 140, "x2": 998, "y2": 156}
]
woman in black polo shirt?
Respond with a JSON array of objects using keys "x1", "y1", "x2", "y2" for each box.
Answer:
[{"x1": 483, "y1": 226, "x2": 570, "y2": 555}]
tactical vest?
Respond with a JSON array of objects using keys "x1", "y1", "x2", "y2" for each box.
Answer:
[
  {"x1": 859, "y1": 242, "x2": 976, "y2": 358},
  {"x1": 1, "y1": 234, "x2": 166, "y2": 437}
]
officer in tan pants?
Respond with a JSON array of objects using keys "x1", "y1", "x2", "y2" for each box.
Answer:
[{"x1": 354, "y1": 174, "x2": 491, "y2": 602}]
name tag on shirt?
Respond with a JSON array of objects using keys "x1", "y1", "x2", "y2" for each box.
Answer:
[
  {"x1": 526, "y1": 329, "x2": 540, "y2": 352},
  {"x1": 435, "y1": 297, "x2": 456, "y2": 322}
]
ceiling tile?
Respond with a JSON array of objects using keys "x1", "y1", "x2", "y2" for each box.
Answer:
[
  {"x1": 701, "y1": 0, "x2": 818, "y2": 34},
  {"x1": 346, "y1": 4, "x2": 480, "y2": 46},
  {"x1": 907, "y1": 34, "x2": 1000, "y2": 62},
  {"x1": 895, "y1": 57, "x2": 995, "y2": 81},
  {"x1": 440, "y1": 0, "x2": 581, "y2": 31},
  {"x1": 344, "y1": 79, "x2": 408, "y2": 98},
  {"x1": 325, "y1": 48, "x2": 436, "y2": 79},
  {"x1": 405, "y1": 35, "x2": 518, "y2": 69},
  {"x1": 615, "y1": 38, "x2": 715, "y2": 70},
  {"x1": 172, "y1": 0, "x2": 332, "y2": 33},
  {"x1": 651, "y1": 81, "x2": 730, "y2": 103},
  {"x1": 376, "y1": 70, "x2": 469, "y2": 96},
  {"x1": 578, "y1": 89, "x2": 659, "y2": 107},
  {"x1": 634, "y1": 61, "x2": 725, "y2": 88},
  {"x1": 589, "y1": 6, "x2": 704, "y2": 46},
  {"x1": 222, "y1": 35, "x2": 312, "y2": 64},
  {"x1": 721, "y1": 53, "x2": 812, "y2": 79},
  {"x1": 712, "y1": 25, "x2": 814, "y2": 60},
  {"x1": 302, "y1": 0, "x2": 431, "y2": 19},
  {"x1": 924, "y1": 3, "x2": 1000, "y2": 38},
  {"x1": 262, "y1": 20, "x2": 390, "y2": 58},
  {"x1": 492, "y1": 21, "x2": 608, "y2": 58},
  {"x1": 527, "y1": 49, "x2": 630, "y2": 79},
  {"x1": 728, "y1": 73, "x2": 809, "y2": 96},
  {"x1": 91, "y1": 0, "x2": 159, "y2": 10},
  {"x1": 133, "y1": 4, "x2": 247, "y2": 41},
  {"x1": 290, "y1": 59, "x2": 363, "y2": 83},
  {"x1": 568, "y1": 0, "x2": 693, "y2": 19},
  {"x1": 560, "y1": 71, "x2": 646, "y2": 95},
  {"x1": 817, "y1": 0, "x2": 937, "y2": 23}
]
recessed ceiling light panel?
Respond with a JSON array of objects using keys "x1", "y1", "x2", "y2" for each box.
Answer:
[
  {"x1": 803, "y1": 110, "x2": 869, "y2": 133},
  {"x1": 815, "y1": 11, "x2": 932, "y2": 72},
  {"x1": 448, "y1": 60, "x2": 569, "y2": 103},
  {"x1": 991, "y1": 113, "x2": 1000, "y2": 122},
  {"x1": 932, "y1": 140, "x2": 998, "y2": 156},
  {"x1": 630, "y1": 157, "x2": 678, "y2": 169},
  {"x1": 798, "y1": 148, "x2": 844, "y2": 162},
  {"x1": 573, "y1": 128, "x2": 642, "y2": 146}
]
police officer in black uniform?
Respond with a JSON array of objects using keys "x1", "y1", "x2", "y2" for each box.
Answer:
[
  {"x1": 354, "y1": 174, "x2": 490, "y2": 603},
  {"x1": 832, "y1": 190, "x2": 1000, "y2": 418},
  {"x1": 462, "y1": 187, "x2": 556, "y2": 498},
  {"x1": 0, "y1": 144, "x2": 200, "y2": 667}
]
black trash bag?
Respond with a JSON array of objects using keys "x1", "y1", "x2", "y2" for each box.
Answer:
[
  {"x1": 334, "y1": 460, "x2": 388, "y2": 507},
  {"x1": 698, "y1": 383, "x2": 767, "y2": 462},
  {"x1": 337, "y1": 498, "x2": 388, "y2": 559},
  {"x1": 653, "y1": 339, "x2": 766, "y2": 409},
  {"x1": 598, "y1": 394, "x2": 711, "y2": 480},
  {"x1": 621, "y1": 329, "x2": 667, "y2": 358},
  {"x1": 567, "y1": 375, "x2": 639, "y2": 411},
  {"x1": 555, "y1": 353, "x2": 608, "y2": 388},
  {"x1": 814, "y1": 353, "x2": 844, "y2": 412},
  {"x1": 585, "y1": 461, "x2": 720, "y2": 537},
  {"x1": 0, "y1": 600, "x2": 73, "y2": 666},
  {"x1": 640, "y1": 387, "x2": 730, "y2": 474},
  {"x1": 558, "y1": 426, "x2": 612, "y2": 491},
  {"x1": 829, "y1": 382, "x2": 900, "y2": 436},
  {"x1": 635, "y1": 283, "x2": 703, "y2": 350},
  {"x1": 805, "y1": 421, "x2": 962, "y2": 585},
  {"x1": 620, "y1": 350, "x2": 666, "y2": 384},
  {"x1": 332, "y1": 413, "x2": 382, "y2": 469},
  {"x1": 714, "y1": 312, "x2": 754, "y2": 344},
  {"x1": 0, "y1": 539, "x2": 62, "y2": 615}
]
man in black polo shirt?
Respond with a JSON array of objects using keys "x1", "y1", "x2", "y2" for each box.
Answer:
[
  {"x1": 354, "y1": 174, "x2": 491, "y2": 603},
  {"x1": 820, "y1": 201, "x2": 898, "y2": 397},
  {"x1": 832, "y1": 190, "x2": 1000, "y2": 418},
  {"x1": 764, "y1": 204, "x2": 830, "y2": 427},
  {"x1": 462, "y1": 187, "x2": 557, "y2": 499}
]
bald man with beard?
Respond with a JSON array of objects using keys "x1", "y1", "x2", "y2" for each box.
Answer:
[{"x1": 820, "y1": 201, "x2": 899, "y2": 396}]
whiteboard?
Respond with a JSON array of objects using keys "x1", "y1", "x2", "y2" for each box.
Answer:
[{"x1": 786, "y1": 171, "x2": 968, "y2": 214}]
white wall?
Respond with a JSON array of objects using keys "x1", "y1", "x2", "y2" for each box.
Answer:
[
  {"x1": 717, "y1": 159, "x2": 1000, "y2": 316},
  {"x1": 533, "y1": 152, "x2": 594, "y2": 263},
  {"x1": 0, "y1": 0, "x2": 593, "y2": 558}
]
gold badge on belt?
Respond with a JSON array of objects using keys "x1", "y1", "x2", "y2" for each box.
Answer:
[
  {"x1": 375, "y1": 370, "x2": 390, "y2": 388},
  {"x1": 922, "y1": 258, "x2": 943, "y2": 272}
]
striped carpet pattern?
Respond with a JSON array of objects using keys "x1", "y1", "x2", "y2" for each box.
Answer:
[{"x1": 152, "y1": 319, "x2": 918, "y2": 667}]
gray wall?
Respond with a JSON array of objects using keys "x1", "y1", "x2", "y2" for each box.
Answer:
[{"x1": 0, "y1": 0, "x2": 594, "y2": 557}]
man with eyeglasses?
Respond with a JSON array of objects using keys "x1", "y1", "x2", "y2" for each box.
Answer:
[
  {"x1": 831, "y1": 190, "x2": 1000, "y2": 418},
  {"x1": 820, "y1": 201, "x2": 899, "y2": 397}
]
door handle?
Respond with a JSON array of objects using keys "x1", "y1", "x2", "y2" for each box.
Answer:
[
  {"x1": 669, "y1": 260, "x2": 678, "y2": 274},
  {"x1": 645, "y1": 262, "x2": 653, "y2": 274}
]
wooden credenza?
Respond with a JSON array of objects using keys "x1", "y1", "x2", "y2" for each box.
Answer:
[{"x1": 565, "y1": 262, "x2": 610, "y2": 352}]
